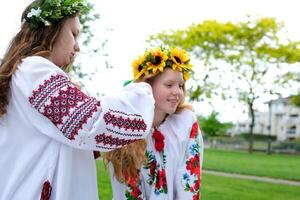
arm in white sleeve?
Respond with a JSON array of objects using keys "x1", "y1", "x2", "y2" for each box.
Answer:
[
  {"x1": 174, "y1": 121, "x2": 204, "y2": 200},
  {"x1": 14, "y1": 57, "x2": 155, "y2": 151}
]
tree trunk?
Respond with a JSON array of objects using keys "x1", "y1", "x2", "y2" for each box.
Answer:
[{"x1": 248, "y1": 102, "x2": 255, "y2": 153}]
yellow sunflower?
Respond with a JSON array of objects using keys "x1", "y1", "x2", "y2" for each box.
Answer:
[
  {"x1": 170, "y1": 48, "x2": 191, "y2": 71},
  {"x1": 132, "y1": 55, "x2": 147, "y2": 80},
  {"x1": 183, "y1": 72, "x2": 190, "y2": 81},
  {"x1": 145, "y1": 48, "x2": 168, "y2": 74},
  {"x1": 181, "y1": 62, "x2": 192, "y2": 72}
]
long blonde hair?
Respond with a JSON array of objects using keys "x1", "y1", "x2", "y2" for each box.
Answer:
[
  {"x1": 104, "y1": 71, "x2": 193, "y2": 183},
  {"x1": 0, "y1": 0, "x2": 76, "y2": 117}
]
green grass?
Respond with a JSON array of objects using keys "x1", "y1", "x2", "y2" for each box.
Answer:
[
  {"x1": 202, "y1": 173, "x2": 300, "y2": 200},
  {"x1": 203, "y1": 148, "x2": 300, "y2": 181},
  {"x1": 96, "y1": 159, "x2": 300, "y2": 200},
  {"x1": 96, "y1": 160, "x2": 112, "y2": 200}
]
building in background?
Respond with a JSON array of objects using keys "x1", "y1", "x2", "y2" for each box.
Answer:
[{"x1": 229, "y1": 97, "x2": 300, "y2": 141}]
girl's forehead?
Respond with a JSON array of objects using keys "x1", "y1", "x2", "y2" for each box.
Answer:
[{"x1": 158, "y1": 69, "x2": 184, "y2": 81}]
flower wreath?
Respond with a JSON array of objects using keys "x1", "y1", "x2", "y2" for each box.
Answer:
[
  {"x1": 132, "y1": 47, "x2": 192, "y2": 81},
  {"x1": 24, "y1": 0, "x2": 89, "y2": 28}
]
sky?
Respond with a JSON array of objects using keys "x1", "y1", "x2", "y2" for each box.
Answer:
[{"x1": 1, "y1": 0, "x2": 299, "y2": 122}]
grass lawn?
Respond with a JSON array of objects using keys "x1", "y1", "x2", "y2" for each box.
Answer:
[
  {"x1": 96, "y1": 159, "x2": 300, "y2": 200},
  {"x1": 96, "y1": 160, "x2": 112, "y2": 200},
  {"x1": 202, "y1": 173, "x2": 300, "y2": 200},
  {"x1": 203, "y1": 148, "x2": 300, "y2": 181}
]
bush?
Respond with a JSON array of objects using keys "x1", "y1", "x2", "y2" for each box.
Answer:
[
  {"x1": 274, "y1": 138, "x2": 300, "y2": 151},
  {"x1": 239, "y1": 133, "x2": 277, "y2": 141},
  {"x1": 198, "y1": 112, "x2": 233, "y2": 137}
]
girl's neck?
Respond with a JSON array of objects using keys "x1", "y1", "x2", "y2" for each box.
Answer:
[{"x1": 153, "y1": 109, "x2": 167, "y2": 128}]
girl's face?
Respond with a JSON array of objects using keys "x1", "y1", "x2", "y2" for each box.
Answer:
[
  {"x1": 49, "y1": 16, "x2": 80, "y2": 67},
  {"x1": 152, "y1": 68, "x2": 185, "y2": 116}
]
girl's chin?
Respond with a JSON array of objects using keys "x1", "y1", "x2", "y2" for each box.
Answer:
[{"x1": 166, "y1": 107, "x2": 177, "y2": 115}]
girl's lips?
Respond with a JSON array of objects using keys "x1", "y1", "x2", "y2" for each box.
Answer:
[
  {"x1": 70, "y1": 53, "x2": 76, "y2": 60},
  {"x1": 168, "y1": 99, "x2": 179, "y2": 104}
]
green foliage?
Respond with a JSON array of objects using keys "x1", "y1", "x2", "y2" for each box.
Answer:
[
  {"x1": 149, "y1": 16, "x2": 300, "y2": 100},
  {"x1": 188, "y1": 85, "x2": 203, "y2": 101},
  {"x1": 79, "y1": 2, "x2": 100, "y2": 46},
  {"x1": 25, "y1": 0, "x2": 90, "y2": 28},
  {"x1": 149, "y1": 17, "x2": 300, "y2": 101},
  {"x1": 198, "y1": 112, "x2": 233, "y2": 137},
  {"x1": 151, "y1": 17, "x2": 300, "y2": 64},
  {"x1": 239, "y1": 133, "x2": 277, "y2": 141},
  {"x1": 274, "y1": 138, "x2": 300, "y2": 151},
  {"x1": 291, "y1": 93, "x2": 300, "y2": 107},
  {"x1": 149, "y1": 16, "x2": 300, "y2": 151}
]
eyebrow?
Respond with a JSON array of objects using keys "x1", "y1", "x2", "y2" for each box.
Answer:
[{"x1": 165, "y1": 79, "x2": 184, "y2": 84}]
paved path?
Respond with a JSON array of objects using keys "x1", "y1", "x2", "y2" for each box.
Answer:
[{"x1": 203, "y1": 170, "x2": 300, "y2": 186}]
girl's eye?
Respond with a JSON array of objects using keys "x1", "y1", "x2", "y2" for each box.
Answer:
[
  {"x1": 179, "y1": 84, "x2": 184, "y2": 89},
  {"x1": 73, "y1": 31, "x2": 79, "y2": 39}
]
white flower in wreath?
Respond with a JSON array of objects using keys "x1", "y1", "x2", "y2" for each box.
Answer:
[
  {"x1": 27, "y1": 7, "x2": 42, "y2": 18},
  {"x1": 41, "y1": 18, "x2": 52, "y2": 26}
]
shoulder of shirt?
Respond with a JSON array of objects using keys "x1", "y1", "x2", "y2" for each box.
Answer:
[
  {"x1": 166, "y1": 108, "x2": 197, "y2": 133},
  {"x1": 19, "y1": 56, "x2": 66, "y2": 75},
  {"x1": 172, "y1": 108, "x2": 197, "y2": 124}
]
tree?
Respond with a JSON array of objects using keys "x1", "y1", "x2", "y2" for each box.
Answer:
[
  {"x1": 198, "y1": 112, "x2": 233, "y2": 137},
  {"x1": 149, "y1": 16, "x2": 300, "y2": 152},
  {"x1": 292, "y1": 93, "x2": 300, "y2": 107},
  {"x1": 70, "y1": 1, "x2": 111, "y2": 97},
  {"x1": 0, "y1": 1, "x2": 110, "y2": 96},
  {"x1": 282, "y1": 72, "x2": 300, "y2": 107}
]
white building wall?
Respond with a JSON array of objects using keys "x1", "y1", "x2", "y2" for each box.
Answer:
[{"x1": 230, "y1": 97, "x2": 300, "y2": 141}]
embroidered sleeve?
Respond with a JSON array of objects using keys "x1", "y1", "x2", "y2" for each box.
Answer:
[
  {"x1": 27, "y1": 71, "x2": 154, "y2": 151},
  {"x1": 29, "y1": 74, "x2": 100, "y2": 141},
  {"x1": 175, "y1": 121, "x2": 204, "y2": 200}
]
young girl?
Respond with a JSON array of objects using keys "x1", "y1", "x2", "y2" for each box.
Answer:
[
  {"x1": 106, "y1": 47, "x2": 204, "y2": 200},
  {"x1": 0, "y1": 1, "x2": 154, "y2": 199}
]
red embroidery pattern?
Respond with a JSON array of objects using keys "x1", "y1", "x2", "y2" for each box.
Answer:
[
  {"x1": 186, "y1": 154, "x2": 200, "y2": 176},
  {"x1": 144, "y1": 150, "x2": 168, "y2": 195},
  {"x1": 40, "y1": 180, "x2": 52, "y2": 200},
  {"x1": 106, "y1": 128, "x2": 143, "y2": 137},
  {"x1": 29, "y1": 74, "x2": 101, "y2": 140},
  {"x1": 95, "y1": 133, "x2": 138, "y2": 147},
  {"x1": 29, "y1": 75, "x2": 68, "y2": 110},
  {"x1": 183, "y1": 121, "x2": 201, "y2": 199},
  {"x1": 103, "y1": 112, "x2": 147, "y2": 132},
  {"x1": 109, "y1": 109, "x2": 142, "y2": 117},
  {"x1": 190, "y1": 122, "x2": 199, "y2": 139},
  {"x1": 152, "y1": 128, "x2": 165, "y2": 152},
  {"x1": 125, "y1": 175, "x2": 144, "y2": 200}
]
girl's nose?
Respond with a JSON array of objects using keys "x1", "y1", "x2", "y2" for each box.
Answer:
[
  {"x1": 75, "y1": 41, "x2": 80, "y2": 52},
  {"x1": 172, "y1": 86, "x2": 180, "y2": 95}
]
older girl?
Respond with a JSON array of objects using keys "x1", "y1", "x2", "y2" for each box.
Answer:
[{"x1": 0, "y1": 1, "x2": 154, "y2": 199}]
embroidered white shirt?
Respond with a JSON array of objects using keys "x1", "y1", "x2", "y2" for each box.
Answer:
[
  {"x1": 0, "y1": 56, "x2": 154, "y2": 200},
  {"x1": 110, "y1": 109, "x2": 204, "y2": 200}
]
